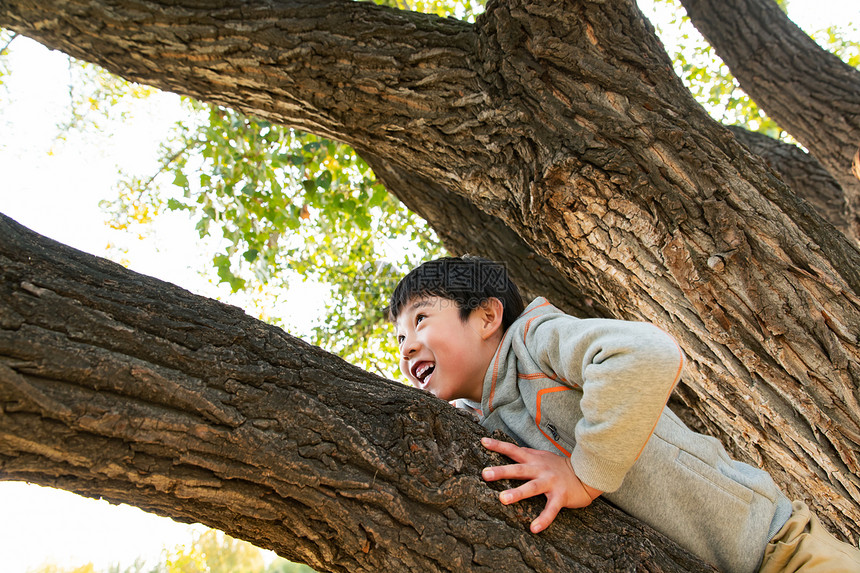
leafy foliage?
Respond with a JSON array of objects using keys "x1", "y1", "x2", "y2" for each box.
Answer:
[
  {"x1": 370, "y1": 0, "x2": 484, "y2": 21},
  {"x1": 644, "y1": 0, "x2": 784, "y2": 137},
  {"x1": 817, "y1": 23, "x2": 860, "y2": 68},
  {"x1": 103, "y1": 99, "x2": 443, "y2": 376},
  {"x1": 54, "y1": 58, "x2": 157, "y2": 137},
  {"x1": 27, "y1": 565, "x2": 100, "y2": 573},
  {"x1": 155, "y1": 530, "x2": 311, "y2": 573}
]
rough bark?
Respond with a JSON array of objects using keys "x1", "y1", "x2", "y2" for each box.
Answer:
[
  {"x1": 479, "y1": 1, "x2": 860, "y2": 536},
  {"x1": 728, "y1": 126, "x2": 860, "y2": 244},
  {"x1": 361, "y1": 150, "x2": 611, "y2": 319},
  {"x1": 367, "y1": 127, "x2": 859, "y2": 317},
  {"x1": 1, "y1": 0, "x2": 860, "y2": 544},
  {"x1": 680, "y1": 0, "x2": 860, "y2": 228},
  {"x1": 0, "y1": 213, "x2": 715, "y2": 573}
]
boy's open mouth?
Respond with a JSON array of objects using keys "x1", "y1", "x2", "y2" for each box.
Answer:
[{"x1": 412, "y1": 361, "x2": 435, "y2": 385}]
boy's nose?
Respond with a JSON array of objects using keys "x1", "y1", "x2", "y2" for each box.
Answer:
[{"x1": 401, "y1": 336, "x2": 420, "y2": 358}]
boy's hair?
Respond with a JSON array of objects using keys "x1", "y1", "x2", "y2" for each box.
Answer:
[{"x1": 387, "y1": 256, "x2": 525, "y2": 330}]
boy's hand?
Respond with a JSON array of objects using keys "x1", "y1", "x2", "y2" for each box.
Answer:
[{"x1": 481, "y1": 437, "x2": 602, "y2": 533}]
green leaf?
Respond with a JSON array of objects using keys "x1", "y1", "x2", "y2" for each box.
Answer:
[
  {"x1": 166, "y1": 198, "x2": 186, "y2": 211},
  {"x1": 214, "y1": 254, "x2": 246, "y2": 292},
  {"x1": 368, "y1": 186, "x2": 388, "y2": 208},
  {"x1": 355, "y1": 211, "x2": 371, "y2": 230},
  {"x1": 317, "y1": 170, "x2": 333, "y2": 190}
]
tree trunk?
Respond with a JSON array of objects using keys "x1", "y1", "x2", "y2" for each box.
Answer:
[
  {"x1": 680, "y1": 0, "x2": 860, "y2": 230},
  {"x1": 361, "y1": 150, "x2": 611, "y2": 319},
  {"x1": 0, "y1": 213, "x2": 715, "y2": 573},
  {"x1": 1, "y1": 0, "x2": 859, "y2": 543}
]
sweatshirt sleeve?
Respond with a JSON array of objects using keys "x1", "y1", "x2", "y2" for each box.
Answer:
[{"x1": 527, "y1": 316, "x2": 684, "y2": 493}]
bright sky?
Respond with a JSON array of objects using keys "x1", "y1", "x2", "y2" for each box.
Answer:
[{"x1": 0, "y1": 1, "x2": 857, "y2": 571}]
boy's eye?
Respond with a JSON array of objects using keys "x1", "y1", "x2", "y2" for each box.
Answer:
[
  {"x1": 397, "y1": 335, "x2": 405, "y2": 345},
  {"x1": 416, "y1": 314, "x2": 426, "y2": 325}
]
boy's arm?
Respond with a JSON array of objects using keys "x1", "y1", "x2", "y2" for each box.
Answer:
[
  {"x1": 482, "y1": 315, "x2": 682, "y2": 532},
  {"x1": 533, "y1": 317, "x2": 684, "y2": 494}
]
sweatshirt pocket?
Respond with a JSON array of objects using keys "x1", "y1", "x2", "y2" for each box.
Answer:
[
  {"x1": 531, "y1": 385, "x2": 579, "y2": 456},
  {"x1": 676, "y1": 449, "x2": 754, "y2": 504},
  {"x1": 607, "y1": 434, "x2": 765, "y2": 573}
]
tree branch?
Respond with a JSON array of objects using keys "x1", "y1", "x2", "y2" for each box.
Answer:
[
  {"x1": 679, "y1": 0, "x2": 860, "y2": 220},
  {"x1": 360, "y1": 148, "x2": 611, "y2": 319},
  {"x1": 728, "y1": 126, "x2": 859, "y2": 244},
  {"x1": 0, "y1": 0, "x2": 487, "y2": 184}
]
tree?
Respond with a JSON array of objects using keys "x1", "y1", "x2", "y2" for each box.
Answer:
[{"x1": 0, "y1": 0, "x2": 858, "y2": 568}]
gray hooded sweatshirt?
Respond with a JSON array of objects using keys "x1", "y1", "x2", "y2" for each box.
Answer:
[{"x1": 459, "y1": 298, "x2": 792, "y2": 573}]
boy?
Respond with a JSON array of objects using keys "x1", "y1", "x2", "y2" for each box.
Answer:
[{"x1": 388, "y1": 256, "x2": 860, "y2": 573}]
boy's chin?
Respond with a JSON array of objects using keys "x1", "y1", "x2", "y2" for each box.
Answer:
[{"x1": 427, "y1": 388, "x2": 450, "y2": 401}]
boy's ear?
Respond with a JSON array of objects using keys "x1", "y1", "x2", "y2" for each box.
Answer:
[{"x1": 477, "y1": 297, "x2": 505, "y2": 340}]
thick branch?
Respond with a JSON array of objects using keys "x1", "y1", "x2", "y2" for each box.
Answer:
[
  {"x1": 728, "y1": 126, "x2": 859, "y2": 244},
  {"x1": 360, "y1": 150, "x2": 610, "y2": 319},
  {"x1": 0, "y1": 213, "x2": 714, "y2": 572},
  {"x1": 0, "y1": 0, "x2": 489, "y2": 188},
  {"x1": 680, "y1": 0, "x2": 860, "y2": 218},
  {"x1": 472, "y1": 0, "x2": 860, "y2": 539}
]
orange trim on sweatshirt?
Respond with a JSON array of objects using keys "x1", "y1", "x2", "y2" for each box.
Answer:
[
  {"x1": 519, "y1": 372, "x2": 557, "y2": 380},
  {"x1": 488, "y1": 299, "x2": 551, "y2": 413},
  {"x1": 518, "y1": 372, "x2": 578, "y2": 387},
  {"x1": 522, "y1": 299, "x2": 552, "y2": 341}
]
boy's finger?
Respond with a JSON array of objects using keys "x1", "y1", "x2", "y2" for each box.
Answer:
[
  {"x1": 499, "y1": 479, "x2": 545, "y2": 505},
  {"x1": 531, "y1": 498, "x2": 563, "y2": 534},
  {"x1": 482, "y1": 462, "x2": 536, "y2": 482},
  {"x1": 481, "y1": 437, "x2": 533, "y2": 461}
]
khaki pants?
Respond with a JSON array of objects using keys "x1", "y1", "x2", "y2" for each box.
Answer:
[{"x1": 759, "y1": 501, "x2": 860, "y2": 572}]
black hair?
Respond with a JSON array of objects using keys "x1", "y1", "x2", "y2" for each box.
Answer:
[{"x1": 387, "y1": 256, "x2": 525, "y2": 330}]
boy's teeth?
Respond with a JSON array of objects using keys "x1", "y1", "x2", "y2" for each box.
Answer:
[{"x1": 416, "y1": 363, "x2": 435, "y2": 380}]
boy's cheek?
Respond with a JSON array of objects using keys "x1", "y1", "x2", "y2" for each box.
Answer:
[{"x1": 398, "y1": 361, "x2": 411, "y2": 382}]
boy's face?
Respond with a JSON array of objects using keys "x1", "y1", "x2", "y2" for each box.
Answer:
[{"x1": 394, "y1": 296, "x2": 498, "y2": 403}]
